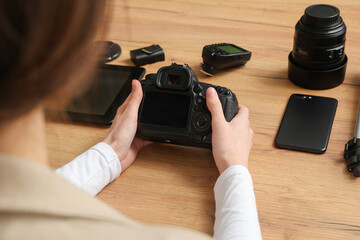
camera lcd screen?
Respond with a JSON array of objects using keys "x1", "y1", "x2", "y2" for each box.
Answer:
[
  {"x1": 140, "y1": 92, "x2": 191, "y2": 128},
  {"x1": 217, "y1": 45, "x2": 243, "y2": 54}
]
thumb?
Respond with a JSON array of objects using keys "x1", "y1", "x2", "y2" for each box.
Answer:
[
  {"x1": 206, "y1": 87, "x2": 225, "y2": 126},
  {"x1": 124, "y1": 80, "x2": 143, "y2": 120}
]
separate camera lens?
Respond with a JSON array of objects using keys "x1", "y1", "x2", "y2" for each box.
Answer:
[
  {"x1": 167, "y1": 74, "x2": 181, "y2": 85},
  {"x1": 288, "y1": 4, "x2": 347, "y2": 90}
]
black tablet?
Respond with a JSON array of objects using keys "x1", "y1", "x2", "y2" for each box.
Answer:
[{"x1": 48, "y1": 64, "x2": 145, "y2": 125}]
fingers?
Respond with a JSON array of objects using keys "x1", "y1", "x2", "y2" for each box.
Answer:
[
  {"x1": 206, "y1": 88, "x2": 225, "y2": 126},
  {"x1": 133, "y1": 137, "x2": 153, "y2": 151},
  {"x1": 231, "y1": 104, "x2": 250, "y2": 125},
  {"x1": 238, "y1": 104, "x2": 249, "y2": 118},
  {"x1": 249, "y1": 128, "x2": 254, "y2": 148},
  {"x1": 143, "y1": 140, "x2": 153, "y2": 147}
]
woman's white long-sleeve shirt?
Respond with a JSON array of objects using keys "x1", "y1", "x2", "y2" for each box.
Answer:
[{"x1": 56, "y1": 142, "x2": 262, "y2": 240}]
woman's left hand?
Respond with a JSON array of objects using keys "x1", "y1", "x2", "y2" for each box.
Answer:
[{"x1": 103, "y1": 80, "x2": 151, "y2": 172}]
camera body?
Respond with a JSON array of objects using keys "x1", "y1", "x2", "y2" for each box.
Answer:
[{"x1": 137, "y1": 63, "x2": 238, "y2": 148}]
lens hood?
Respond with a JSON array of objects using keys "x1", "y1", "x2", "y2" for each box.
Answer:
[{"x1": 288, "y1": 53, "x2": 347, "y2": 90}]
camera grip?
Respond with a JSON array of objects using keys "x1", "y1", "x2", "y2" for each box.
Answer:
[
  {"x1": 223, "y1": 97, "x2": 239, "y2": 122},
  {"x1": 211, "y1": 86, "x2": 239, "y2": 122}
]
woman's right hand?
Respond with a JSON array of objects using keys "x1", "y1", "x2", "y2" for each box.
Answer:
[{"x1": 206, "y1": 87, "x2": 254, "y2": 174}]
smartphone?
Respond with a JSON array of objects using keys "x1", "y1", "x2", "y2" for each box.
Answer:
[{"x1": 275, "y1": 94, "x2": 337, "y2": 154}]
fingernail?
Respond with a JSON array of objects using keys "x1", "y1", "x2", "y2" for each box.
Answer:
[
  {"x1": 132, "y1": 80, "x2": 138, "y2": 89},
  {"x1": 208, "y1": 87, "x2": 216, "y2": 96}
]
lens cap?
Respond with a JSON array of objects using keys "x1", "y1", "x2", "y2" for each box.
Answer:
[
  {"x1": 93, "y1": 41, "x2": 121, "y2": 63},
  {"x1": 304, "y1": 4, "x2": 340, "y2": 25}
]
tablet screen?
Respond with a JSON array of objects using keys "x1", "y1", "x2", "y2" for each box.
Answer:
[
  {"x1": 67, "y1": 69, "x2": 131, "y2": 115},
  {"x1": 46, "y1": 64, "x2": 145, "y2": 125}
]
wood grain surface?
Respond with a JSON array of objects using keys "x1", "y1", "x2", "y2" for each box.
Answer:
[{"x1": 46, "y1": 0, "x2": 360, "y2": 239}]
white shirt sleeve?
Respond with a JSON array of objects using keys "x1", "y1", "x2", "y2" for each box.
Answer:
[
  {"x1": 213, "y1": 165, "x2": 262, "y2": 240},
  {"x1": 56, "y1": 142, "x2": 121, "y2": 196}
]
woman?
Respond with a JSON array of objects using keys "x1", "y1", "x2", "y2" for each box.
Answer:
[{"x1": 0, "y1": 1, "x2": 261, "y2": 239}]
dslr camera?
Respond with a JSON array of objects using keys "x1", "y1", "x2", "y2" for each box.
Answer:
[{"x1": 137, "y1": 63, "x2": 238, "y2": 148}]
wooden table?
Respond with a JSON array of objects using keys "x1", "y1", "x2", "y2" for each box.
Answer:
[{"x1": 46, "y1": 0, "x2": 360, "y2": 239}]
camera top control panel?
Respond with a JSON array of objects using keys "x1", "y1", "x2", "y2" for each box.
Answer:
[{"x1": 137, "y1": 63, "x2": 238, "y2": 148}]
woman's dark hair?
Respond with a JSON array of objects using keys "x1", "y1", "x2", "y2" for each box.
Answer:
[{"x1": 0, "y1": 0, "x2": 106, "y2": 122}]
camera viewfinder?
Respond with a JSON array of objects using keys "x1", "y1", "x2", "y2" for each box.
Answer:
[{"x1": 168, "y1": 74, "x2": 181, "y2": 85}]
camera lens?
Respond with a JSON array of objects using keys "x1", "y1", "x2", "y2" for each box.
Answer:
[{"x1": 288, "y1": 4, "x2": 347, "y2": 90}]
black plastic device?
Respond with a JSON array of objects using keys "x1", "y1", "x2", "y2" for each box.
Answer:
[
  {"x1": 288, "y1": 4, "x2": 347, "y2": 90},
  {"x1": 344, "y1": 103, "x2": 360, "y2": 177},
  {"x1": 344, "y1": 139, "x2": 360, "y2": 177},
  {"x1": 47, "y1": 64, "x2": 145, "y2": 125},
  {"x1": 200, "y1": 43, "x2": 251, "y2": 76},
  {"x1": 130, "y1": 44, "x2": 165, "y2": 66},
  {"x1": 275, "y1": 94, "x2": 337, "y2": 153},
  {"x1": 137, "y1": 63, "x2": 239, "y2": 148},
  {"x1": 92, "y1": 41, "x2": 121, "y2": 63}
]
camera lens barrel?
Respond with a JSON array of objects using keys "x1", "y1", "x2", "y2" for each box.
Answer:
[{"x1": 288, "y1": 4, "x2": 347, "y2": 90}]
